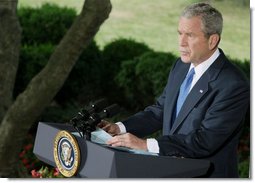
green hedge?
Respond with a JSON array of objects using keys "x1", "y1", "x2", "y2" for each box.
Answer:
[
  {"x1": 238, "y1": 159, "x2": 250, "y2": 178},
  {"x1": 100, "y1": 38, "x2": 153, "y2": 104},
  {"x1": 231, "y1": 58, "x2": 250, "y2": 79},
  {"x1": 116, "y1": 51, "x2": 177, "y2": 109},
  {"x1": 18, "y1": 3, "x2": 76, "y2": 45}
]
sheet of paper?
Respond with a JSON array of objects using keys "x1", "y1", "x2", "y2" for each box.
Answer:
[{"x1": 90, "y1": 127, "x2": 113, "y2": 144}]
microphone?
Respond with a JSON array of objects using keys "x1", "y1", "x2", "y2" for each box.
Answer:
[
  {"x1": 102, "y1": 103, "x2": 120, "y2": 118},
  {"x1": 77, "y1": 104, "x2": 120, "y2": 129},
  {"x1": 70, "y1": 98, "x2": 108, "y2": 126},
  {"x1": 91, "y1": 103, "x2": 120, "y2": 125},
  {"x1": 83, "y1": 98, "x2": 108, "y2": 115}
]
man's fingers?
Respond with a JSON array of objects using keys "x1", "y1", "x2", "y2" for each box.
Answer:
[
  {"x1": 101, "y1": 124, "x2": 111, "y2": 131},
  {"x1": 97, "y1": 123, "x2": 103, "y2": 128},
  {"x1": 106, "y1": 133, "x2": 147, "y2": 151},
  {"x1": 97, "y1": 120, "x2": 110, "y2": 129},
  {"x1": 107, "y1": 135, "x2": 123, "y2": 146},
  {"x1": 97, "y1": 121, "x2": 106, "y2": 128},
  {"x1": 107, "y1": 134, "x2": 130, "y2": 147},
  {"x1": 108, "y1": 141, "x2": 123, "y2": 147}
]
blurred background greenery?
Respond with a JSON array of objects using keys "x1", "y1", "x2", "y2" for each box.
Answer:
[
  {"x1": 19, "y1": 0, "x2": 250, "y2": 60},
  {"x1": 17, "y1": 0, "x2": 250, "y2": 178}
]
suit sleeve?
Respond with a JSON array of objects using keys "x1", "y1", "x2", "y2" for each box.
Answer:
[
  {"x1": 157, "y1": 81, "x2": 250, "y2": 158},
  {"x1": 121, "y1": 87, "x2": 165, "y2": 138}
]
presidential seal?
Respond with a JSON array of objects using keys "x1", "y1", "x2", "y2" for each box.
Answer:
[{"x1": 53, "y1": 130, "x2": 80, "y2": 177}]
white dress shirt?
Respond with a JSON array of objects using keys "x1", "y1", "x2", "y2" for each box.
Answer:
[{"x1": 116, "y1": 49, "x2": 220, "y2": 153}]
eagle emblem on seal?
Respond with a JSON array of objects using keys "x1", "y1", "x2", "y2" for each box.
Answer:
[{"x1": 61, "y1": 142, "x2": 74, "y2": 167}]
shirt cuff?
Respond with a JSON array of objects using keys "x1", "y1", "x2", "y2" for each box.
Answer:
[
  {"x1": 115, "y1": 122, "x2": 127, "y2": 134},
  {"x1": 147, "y1": 138, "x2": 160, "y2": 153}
]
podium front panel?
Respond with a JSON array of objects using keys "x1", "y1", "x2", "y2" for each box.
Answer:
[{"x1": 33, "y1": 122, "x2": 210, "y2": 178}]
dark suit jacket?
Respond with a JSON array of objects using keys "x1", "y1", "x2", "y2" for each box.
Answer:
[{"x1": 122, "y1": 49, "x2": 250, "y2": 178}]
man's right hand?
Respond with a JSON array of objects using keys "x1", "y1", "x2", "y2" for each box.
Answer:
[{"x1": 97, "y1": 120, "x2": 120, "y2": 136}]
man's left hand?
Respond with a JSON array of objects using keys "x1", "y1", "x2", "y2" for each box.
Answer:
[{"x1": 107, "y1": 133, "x2": 147, "y2": 151}]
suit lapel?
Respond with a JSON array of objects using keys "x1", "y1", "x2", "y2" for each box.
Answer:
[
  {"x1": 169, "y1": 52, "x2": 226, "y2": 134},
  {"x1": 163, "y1": 62, "x2": 190, "y2": 135}
]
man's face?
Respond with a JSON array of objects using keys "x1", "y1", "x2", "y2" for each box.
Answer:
[{"x1": 178, "y1": 16, "x2": 211, "y2": 66}]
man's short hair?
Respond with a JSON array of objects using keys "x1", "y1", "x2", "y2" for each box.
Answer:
[{"x1": 181, "y1": 2, "x2": 223, "y2": 38}]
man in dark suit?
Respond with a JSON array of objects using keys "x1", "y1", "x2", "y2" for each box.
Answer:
[{"x1": 98, "y1": 2, "x2": 249, "y2": 177}]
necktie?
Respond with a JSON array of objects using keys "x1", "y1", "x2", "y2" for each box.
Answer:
[{"x1": 175, "y1": 68, "x2": 195, "y2": 118}]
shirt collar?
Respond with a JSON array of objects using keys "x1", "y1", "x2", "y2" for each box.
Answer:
[{"x1": 189, "y1": 49, "x2": 220, "y2": 77}]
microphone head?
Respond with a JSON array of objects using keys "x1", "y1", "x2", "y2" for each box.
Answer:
[
  {"x1": 89, "y1": 98, "x2": 108, "y2": 113},
  {"x1": 103, "y1": 104, "x2": 120, "y2": 117}
]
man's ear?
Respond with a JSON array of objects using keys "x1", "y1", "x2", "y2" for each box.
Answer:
[{"x1": 208, "y1": 34, "x2": 220, "y2": 50}]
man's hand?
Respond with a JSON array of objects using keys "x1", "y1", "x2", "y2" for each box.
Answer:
[
  {"x1": 97, "y1": 120, "x2": 120, "y2": 136},
  {"x1": 107, "y1": 133, "x2": 147, "y2": 151}
]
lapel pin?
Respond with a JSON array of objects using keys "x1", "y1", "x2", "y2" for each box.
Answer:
[{"x1": 199, "y1": 90, "x2": 203, "y2": 93}]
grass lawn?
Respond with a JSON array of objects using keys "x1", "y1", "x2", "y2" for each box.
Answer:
[{"x1": 18, "y1": 0, "x2": 250, "y2": 61}]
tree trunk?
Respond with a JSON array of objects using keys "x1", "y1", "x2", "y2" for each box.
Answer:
[
  {"x1": 0, "y1": 0, "x2": 21, "y2": 122},
  {"x1": 0, "y1": 0, "x2": 111, "y2": 177}
]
